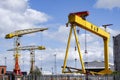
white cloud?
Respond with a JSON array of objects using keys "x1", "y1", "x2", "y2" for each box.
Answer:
[
  {"x1": 0, "y1": 0, "x2": 28, "y2": 13},
  {"x1": 94, "y1": 0, "x2": 120, "y2": 9},
  {"x1": 0, "y1": 0, "x2": 50, "y2": 38},
  {"x1": 24, "y1": 9, "x2": 50, "y2": 24},
  {"x1": 107, "y1": 27, "x2": 120, "y2": 37},
  {"x1": 44, "y1": 25, "x2": 96, "y2": 45},
  {"x1": 44, "y1": 25, "x2": 70, "y2": 43}
]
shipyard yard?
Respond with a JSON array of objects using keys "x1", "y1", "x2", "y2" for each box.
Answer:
[{"x1": 0, "y1": 0, "x2": 120, "y2": 80}]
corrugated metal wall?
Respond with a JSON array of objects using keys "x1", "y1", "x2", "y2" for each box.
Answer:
[{"x1": 113, "y1": 34, "x2": 120, "y2": 80}]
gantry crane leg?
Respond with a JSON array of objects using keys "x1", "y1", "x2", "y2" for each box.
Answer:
[
  {"x1": 62, "y1": 24, "x2": 85, "y2": 74},
  {"x1": 98, "y1": 39, "x2": 112, "y2": 74},
  {"x1": 72, "y1": 25, "x2": 86, "y2": 74},
  {"x1": 62, "y1": 26, "x2": 73, "y2": 73}
]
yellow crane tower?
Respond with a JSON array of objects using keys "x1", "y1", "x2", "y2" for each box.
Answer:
[
  {"x1": 62, "y1": 11, "x2": 112, "y2": 75},
  {"x1": 8, "y1": 45, "x2": 45, "y2": 74},
  {"x1": 5, "y1": 28, "x2": 48, "y2": 75}
]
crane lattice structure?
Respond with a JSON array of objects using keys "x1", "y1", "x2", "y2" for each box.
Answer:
[
  {"x1": 5, "y1": 28, "x2": 48, "y2": 75},
  {"x1": 62, "y1": 11, "x2": 112, "y2": 75},
  {"x1": 8, "y1": 45, "x2": 45, "y2": 74}
]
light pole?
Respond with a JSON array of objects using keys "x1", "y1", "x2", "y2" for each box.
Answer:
[
  {"x1": 22, "y1": 58, "x2": 24, "y2": 71},
  {"x1": 4, "y1": 57, "x2": 7, "y2": 66},
  {"x1": 51, "y1": 67, "x2": 53, "y2": 75},
  {"x1": 75, "y1": 58, "x2": 77, "y2": 68},
  {"x1": 54, "y1": 54, "x2": 57, "y2": 74},
  {"x1": 40, "y1": 54, "x2": 42, "y2": 73}
]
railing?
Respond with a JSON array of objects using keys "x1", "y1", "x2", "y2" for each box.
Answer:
[{"x1": 0, "y1": 74, "x2": 117, "y2": 80}]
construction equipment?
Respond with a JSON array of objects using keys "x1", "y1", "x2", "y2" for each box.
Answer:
[
  {"x1": 8, "y1": 45, "x2": 45, "y2": 74},
  {"x1": 62, "y1": 11, "x2": 112, "y2": 75},
  {"x1": 8, "y1": 45, "x2": 46, "y2": 51},
  {"x1": 102, "y1": 24, "x2": 113, "y2": 31},
  {"x1": 5, "y1": 28, "x2": 48, "y2": 75},
  {"x1": 5, "y1": 28, "x2": 48, "y2": 39}
]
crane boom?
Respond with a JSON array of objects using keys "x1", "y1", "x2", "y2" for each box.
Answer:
[
  {"x1": 7, "y1": 45, "x2": 46, "y2": 51},
  {"x1": 5, "y1": 28, "x2": 48, "y2": 39}
]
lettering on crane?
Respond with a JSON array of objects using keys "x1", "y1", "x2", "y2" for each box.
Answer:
[{"x1": 91, "y1": 25, "x2": 99, "y2": 32}]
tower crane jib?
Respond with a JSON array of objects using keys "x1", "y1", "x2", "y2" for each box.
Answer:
[
  {"x1": 5, "y1": 28, "x2": 48, "y2": 39},
  {"x1": 8, "y1": 45, "x2": 46, "y2": 51}
]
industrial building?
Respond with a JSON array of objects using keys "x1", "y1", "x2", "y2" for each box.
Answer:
[
  {"x1": 0, "y1": 66, "x2": 6, "y2": 75},
  {"x1": 113, "y1": 34, "x2": 120, "y2": 80},
  {"x1": 84, "y1": 61, "x2": 114, "y2": 72}
]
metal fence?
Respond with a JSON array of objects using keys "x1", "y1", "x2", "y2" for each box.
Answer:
[
  {"x1": 26, "y1": 75, "x2": 114, "y2": 80},
  {"x1": 0, "y1": 74, "x2": 118, "y2": 80}
]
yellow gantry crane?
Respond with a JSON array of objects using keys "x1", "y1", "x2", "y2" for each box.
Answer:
[
  {"x1": 62, "y1": 11, "x2": 112, "y2": 75},
  {"x1": 5, "y1": 28, "x2": 48, "y2": 75},
  {"x1": 8, "y1": 45, "x2": 45, "y2": 74}
]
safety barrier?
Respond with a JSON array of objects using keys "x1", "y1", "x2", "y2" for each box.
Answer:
[{"x1": 0, "y1": 74, "x2": 116, "y2": 80}]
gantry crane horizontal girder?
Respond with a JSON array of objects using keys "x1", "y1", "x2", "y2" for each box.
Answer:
[{"x1": 68, "y1": 13, "x2": 110, "y2": 39}]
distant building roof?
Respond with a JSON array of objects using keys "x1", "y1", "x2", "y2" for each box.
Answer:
[
  {"x1": 84, "y1": 61, "x2": 114, "y2": 72},
  {"x1": 0, "y1": 65, "x2": 6, "y2": 67},
  {"x1": 85, "y1": 61, "x2": 105, "y2": 68}
]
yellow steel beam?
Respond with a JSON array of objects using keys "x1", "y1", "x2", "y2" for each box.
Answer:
[
  {"x1": 62, "y1": 27, "x2": 73, "y2": 73},
  {"x1": 5, "y1": 28, "x2": 48, "y2": 39},
  {"x1": 68, "y1": 14, "x2": 110, "y2": 39},
  {"x1": 62, "y1": 25, "x2": 86, "y2": 74},
  {"x1": 73, "y1": 25, "x2": 86, "y2": 73}
]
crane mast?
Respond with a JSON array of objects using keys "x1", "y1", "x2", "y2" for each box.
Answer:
[
  {"x1": 5, "y1": 27, "x2": 48, "y2": 75},
  {"x1": 62, "y1": 11, "x2": 112, "y2": 75}
]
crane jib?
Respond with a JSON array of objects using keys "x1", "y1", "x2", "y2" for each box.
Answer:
[{"x1": 5, "y1": 28, "x2": 48, "y2": 39}]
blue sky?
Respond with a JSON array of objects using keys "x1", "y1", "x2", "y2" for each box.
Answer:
[
  {"x1": 0, "y1": 0, "x2": 120, "y2": 74},
  {"x1": 28, "y1": 0, "x2": 120, "y2": 29}
]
